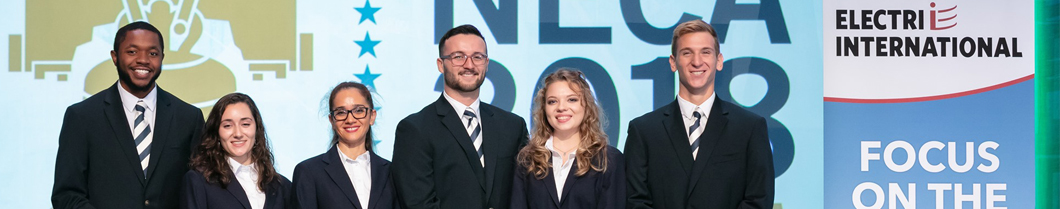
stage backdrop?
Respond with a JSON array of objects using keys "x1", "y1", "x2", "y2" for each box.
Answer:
[
  {"x1": 0, "y1": 0, "x2": 823, "y2": 208},
  {"x1": 824, "y1": 0, "x2": 1036, "y2": 209}
]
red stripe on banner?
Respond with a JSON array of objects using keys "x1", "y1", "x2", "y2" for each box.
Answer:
[
  {"x1": 824, "y1": 74, "x2": 1035, "y2": 103},
  {"x1": 940, "y1": 5, "x2": 958, "y2": 13}
]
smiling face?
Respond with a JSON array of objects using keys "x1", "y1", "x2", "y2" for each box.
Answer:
[
  {"x1": 437, "y1": 34, "x2": 488, "y2": 93},
  {"x1": 330, "y1": 88, "x2": 376, "y2": 147},
  {"x1": 111, "y1": 29, "x2": 164, "y2": 95},
  {"x1": 219, "y1": 102, "x2": 256, "y2": 165},
  {"x1": 544, "y1": 81, "x2": 586, "y2": 136},
  {"x1": 670, "y1": 31, "x2": 724, "y2": 95}
]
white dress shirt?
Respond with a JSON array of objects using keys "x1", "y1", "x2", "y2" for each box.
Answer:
[
  {"x1": 116, "y1": 82, "x2": 157, "y2": 138},
  {"x1": 545, "y1": 137, "x2": 577, "y2": 201},
  {"x1": 677, "y1": 93, "x2": 716, "y2": 160},
  {"x1": 229, "y1": 157, "x2": 265, "y2": 209},
  {"x1": 339, "y1": 150, "x2": 372, "y2": 208},
  {"x1": 442, "y1": 92, "x2": 484, "y2": 166}
]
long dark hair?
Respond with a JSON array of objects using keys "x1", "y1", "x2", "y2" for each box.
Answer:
[
  {"x1": 327, "y1": 82, "x2": 375, "y2": 152},
  {"x1": 190, "y1": 93, "x2": 279, "y2": 192}
]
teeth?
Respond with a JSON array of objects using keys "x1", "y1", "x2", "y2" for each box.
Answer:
[
  {"x1": 691, "y1": 71, "x2": 704, "y2": 75},
  {"x1": 345, "y1": 127, "x2": 359, "y2": 132},
  {"x1": 135, "y1": 69, "x2": 149, "y2": 74}
]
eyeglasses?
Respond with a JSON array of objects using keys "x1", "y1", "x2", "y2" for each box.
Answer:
[
  {"x1": 440, "y1": 53, "x2": 488, "y2": 66},
  {"x1": 331, "y1": 106, "x2": 371, "y2": 120}
]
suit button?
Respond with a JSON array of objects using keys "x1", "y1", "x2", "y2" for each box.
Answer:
[{"x1": 144, "y1": 200, "x2": 150, "y2": 205}]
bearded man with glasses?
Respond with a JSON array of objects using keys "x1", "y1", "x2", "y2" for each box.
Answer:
[{"x1": 392, "y1": 24, "x2": 529, "y2": 209}]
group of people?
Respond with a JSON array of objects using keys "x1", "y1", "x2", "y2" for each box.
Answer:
[{"x1": 52, "y1": 19, "x2": 773, "y2": 209}]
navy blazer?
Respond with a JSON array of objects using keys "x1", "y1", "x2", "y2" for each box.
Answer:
[
  {"x1": 180, "y1": 169, "x2": 292, "y2": 209},
  {"x1": 392, "y1": 95, "x2": 529, "y2": 209},
  {"x1": 625, "y1": 98, "x2": 774, "y2": 209},
  {"x1": 511, "y1": 146, "x2": 625, "y2": 209},
  {"x1": 291, "y1": 146, "x2": 398, "y2": 209},
  {"x1": 53, "y1": 84, "x2": 204, "y2": 209}
]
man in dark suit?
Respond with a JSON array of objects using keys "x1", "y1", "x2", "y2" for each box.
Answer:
[
  {"x1": 625, "y1": 19, "x2": 775, "y2": 209},
  {"x1": 52, "y1": 21, "x2": 205, "y2": 209},
  {"x1": 392, "y1": 24, "x2": 529, "y2": 209}
]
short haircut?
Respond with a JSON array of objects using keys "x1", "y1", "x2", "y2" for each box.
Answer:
[
  {"x1": 670, "y1": 19, "x2": 719, "y2": 56},
  {"x1": 438, "y1": 24, "x2": 486, "y2": 57},
  {"x1": 113, "y1": 21, "x2": 165, "y2": 52}
]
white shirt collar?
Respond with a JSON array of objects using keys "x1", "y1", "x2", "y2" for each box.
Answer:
[
  {"x1": 442, "y1": 91, "x2": 480, "y2": 116},
  {"x1": 116, "y1": 81, "x2": 158, "y2": 113},
  {"x1": 544, "y1": 136, "x2": 577, "y2": 159},
  {"x1": 677, "y1": 93, "x2": 716, "y2": 120},
  {"x1": 338, "y1": 150, "x2": 372, "y2": 166},
  {"x1": 227, "y1": 156, "x2": 257, "y2": 176}
]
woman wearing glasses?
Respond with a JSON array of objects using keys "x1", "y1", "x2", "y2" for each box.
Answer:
[
  {"x1": 181, "y1": 93, "x2": 292, "y2": 209},
  {"x1": 291, "y1": 82, "x2": 398, "y2": 209},
  {"x1": 510, "y1": 69, "x2": 625, "y2": 209}
]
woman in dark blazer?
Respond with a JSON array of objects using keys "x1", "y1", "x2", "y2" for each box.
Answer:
[
  {"x1": 511, "y1": 69, "x2": 625, "y2": 209},
  {"x1": 291, "y1": 82, "x2": 399, "y2": 209},
  {"x1": 181, "y1": 93, "x2": 292, "y2": 209}
]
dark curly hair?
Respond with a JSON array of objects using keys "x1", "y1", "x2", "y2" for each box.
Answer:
[{"x1": 190, "y1": 93, "x2": 279, "y2": 192}]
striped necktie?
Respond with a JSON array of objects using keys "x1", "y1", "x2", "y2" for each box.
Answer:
[
  {"x1": 463, "y1": 109, "x2": 483, "y2": 165},
  {"x1": 689, "y1": 110, "x2": 703, "y2": 160},
  {"x1": 133, "y1": 100, "x2": 153, "y2": 176}
]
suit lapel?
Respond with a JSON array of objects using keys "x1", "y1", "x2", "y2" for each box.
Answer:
[
  {"x1": 479, "y1": 105, "x2": 498, "y2": 200},
  {"x1": 433, "y1": 96, "x2": 487, "y2": 192},
  {"x1": 322, "y1": 146, "x2": 365, "y2": 209},
  {"x1": 558, "y1": 160, "x2": 580, "y2": 206},
  {"x1": 145, "y1": 88, "x2": 174, "y2": 180},
  {"x1": 264, "y1": 180, "x2": 280, "y2": 209},
  {"x1": 686, "y1": 98, "x2": 729, "y2": 197},
  {"x1": 367, "y1": 152, "x2": 390, "y2": 209},
  {"x1": 542, "y1": 160, "x2": 561, "y2": 207},
  {"x1": 226, "y1": 173, "x2": 253, "y2": 209},
  {"x1": 102, "y1": 84, "x2": 147, "y2": 184},
  {"x1": 661, "y1": 100, "x2": 693, "y2": 175}
]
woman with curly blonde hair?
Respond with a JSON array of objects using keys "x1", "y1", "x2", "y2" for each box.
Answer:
[{"x1": 510, "y1": 68, "x2": 624, "y2": 209}]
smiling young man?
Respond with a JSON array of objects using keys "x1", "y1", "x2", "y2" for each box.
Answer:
[
  {"x1": 392, "y1": 24, "x2": 529, "y2": 209},
  {"x1": 624, "y1": 19, "x2": 775, "y2": 209},
  {"x1": 52, "y1": 21, "x2": 205, "y2": 209}
]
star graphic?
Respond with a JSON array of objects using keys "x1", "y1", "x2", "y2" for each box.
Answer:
[
  {"x1": 354, "y1": 65, "x2": 382, "y2": 90},
  {"x1": 355, "y1": 33, "x2": 381, "y2": 58},
  {"x1": 355, "y1": 0, "x2": 381, "y2": 24}
]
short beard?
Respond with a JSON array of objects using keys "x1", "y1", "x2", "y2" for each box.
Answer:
[
  {"x1": 116, "y1": 59, "x2": 161, "y2": 92},
  {"x1": 443, "y1": 66, "x2": 485, "y2": 92}
]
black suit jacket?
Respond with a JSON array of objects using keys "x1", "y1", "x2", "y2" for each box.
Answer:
[
  {"x1": 393, "y1": 95, "x2": 529, "y2": 209},
  {"x1": 510, "y1": 146, "x2": 625, "y2": 209},
  {"x1": 291, "y1": 146, "x2": 399, "y2": 209},
  {"x1": 180, "y1": 169, "x2": 292, "y2": 209},
  {"x1": 52, "y1": 84, "x2": 205, "y2": 209},
  {"x1": 625, "y1": 98, "x2": 774, "y2": 209}
]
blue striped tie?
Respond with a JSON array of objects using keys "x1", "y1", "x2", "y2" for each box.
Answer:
[
  {"x1": 463, "y1": 109, "x2": 483, "y2": 158},
  {"x1": 133, "y1": 101, "x2": 152, "y2": 176},
  {"x1": 689, "y1": 111, "x2": 702, "y2": 154}
]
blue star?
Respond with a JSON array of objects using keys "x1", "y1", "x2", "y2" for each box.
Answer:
[
  {"x1": 355, "y1": 33, "x2": 381, "y2": 58},
  {"x1": 355, "y1": 0, "x2": 381, "y2": 24},
  {"x1": 354, "y1": 65, "x2": 382, "y2": 90}
]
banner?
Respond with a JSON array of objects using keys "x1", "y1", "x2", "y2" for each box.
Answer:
[{"x1": 824, "y1": 0, "x2": 1035, "y2": 208}]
